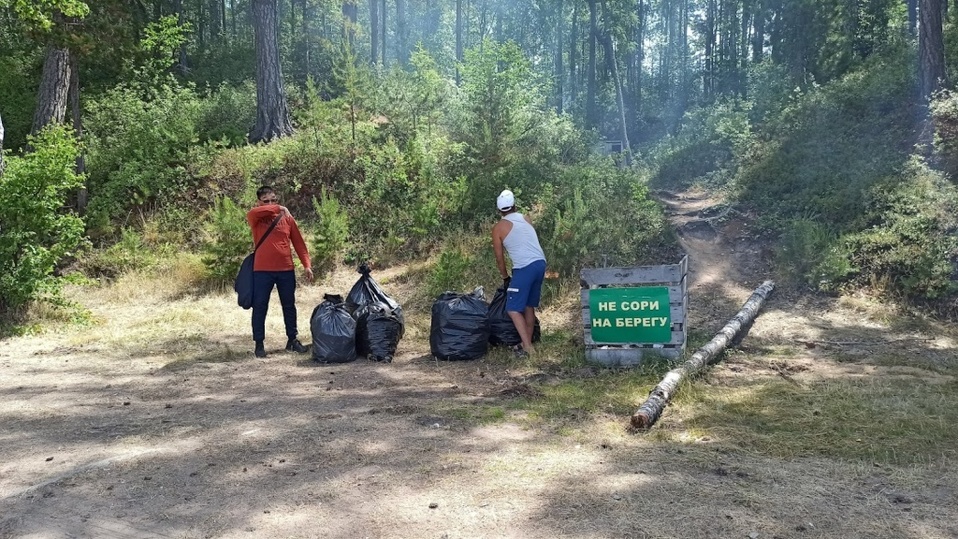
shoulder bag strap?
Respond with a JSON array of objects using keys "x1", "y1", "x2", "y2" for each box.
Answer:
[{"x1": 253, "y1": 213, "x2": 285, "y2": 254}]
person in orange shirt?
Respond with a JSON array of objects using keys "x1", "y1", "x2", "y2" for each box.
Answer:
[{"x1": 247, "y1": 186, "x2": 313, "y2": 358}]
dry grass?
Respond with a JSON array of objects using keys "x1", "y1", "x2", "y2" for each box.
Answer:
[{"x1": 4, "y1": 245, "x2": 958, "y2": 538}]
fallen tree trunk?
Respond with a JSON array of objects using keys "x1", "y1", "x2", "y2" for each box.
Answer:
[{"x1": 630, "y1": 280, "x2": 775, "y2": 430}]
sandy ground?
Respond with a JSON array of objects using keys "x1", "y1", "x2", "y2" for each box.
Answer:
[{"x1": 1, "y1": 188, "x2": 957, "y2": 539}]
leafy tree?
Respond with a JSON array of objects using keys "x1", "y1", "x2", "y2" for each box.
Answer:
[{"x1": 0, "y1": 125, "x2": 85, "y2": 314}]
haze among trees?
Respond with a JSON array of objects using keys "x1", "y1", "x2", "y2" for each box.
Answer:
[{"x1": 1, "y1": 0, "x2": 957, "y2": 318}]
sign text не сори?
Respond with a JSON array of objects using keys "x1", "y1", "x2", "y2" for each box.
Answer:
[{"x1": 589, "y1": 286, "x2": 672, "y2": 343}]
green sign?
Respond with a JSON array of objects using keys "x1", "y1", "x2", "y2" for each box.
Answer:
[{"x1": 589, "y1": 287, "x2": 672, "y2": 343}]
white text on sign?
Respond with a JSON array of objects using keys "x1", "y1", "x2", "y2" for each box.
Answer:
[
  {"x1": 591, "y1": 317, "x2": 669, "y2": 328},
  {"x1": 596, "y1": 301, "x2": 661, "y2": 312}
]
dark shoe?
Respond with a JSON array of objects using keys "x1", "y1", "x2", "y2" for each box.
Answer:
[
  {"x1": 254, "y1": 341, "x2": 267, "y2": 358},
  {"x1": 286, "y1": 338, "x2": 307, "y2": 353},
  {"x1": 512, "y1": 344, "x2": 528, "y2": 359}
]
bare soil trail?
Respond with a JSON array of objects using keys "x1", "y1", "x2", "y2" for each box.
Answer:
[{"x1": 1, "y1": 188, "x2": 956, "y2": 539}]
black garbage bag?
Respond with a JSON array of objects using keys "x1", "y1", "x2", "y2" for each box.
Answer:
[
  {"x1": 487, "y1": 286, "x2": 542, "y2": 347},
  {"x1": 430, "y1": 287, "x2": 490, "y2": 361},
  {"x1": 346, "y1": 263, "x2": 405, "y2": 360},
  {"x1": 310, "y1": 294, "x2": 357, "y2": 363},
  {"x1": 354, "y1": 301, "x2": 402, "y2": 362},
  {"x1": 346, "y1": 263, "x2": 405, "y2": 326}
]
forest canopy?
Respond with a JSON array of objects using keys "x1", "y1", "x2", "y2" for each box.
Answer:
[{"x1": 1, "y1": 0, "x2": 957, "y2": 317}]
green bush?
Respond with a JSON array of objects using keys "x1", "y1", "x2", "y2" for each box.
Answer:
[
  {"x1": 310, "y1": 189, "x2": 349, "y2": 278},
  {"x1": 84, "y1": 81, "x2": 203, "y2": 236},
  {"x1": 538, "y1": 161, "x2": 678, "y2": 277},
  {"x1": 838, "y1": 163, "x2": 958, "y2": 300},
  {"x1": 648, "y1": 101, "x2": 752, "y2": 189},
  {"x1": 774, "y1": 217, "x2": 856, "y2": 290},
  {"x1": 78, "y1": 227, "x2": 169, "y2": 278},
  {"x1": 198, "y1": 82, "x2": 256, "y2": 146},
  {"x1": 0, "y1": 126, "x2": 86, "y2": 314},
  {"x1": 201, "y1": 196, "x2": 251, "y2": 284},
  {"x1": 426, "y1": 246, "x2": 474, "y2": 300},
  {"x1": 424, "y1": 235, "x2": 500, "y2": 301},
  {"x1": 733, "y1": 46, "x2": 913, "y2": 227},
  {"x1": 0, "y1": 51, "x2": 40, "y2": 152}
]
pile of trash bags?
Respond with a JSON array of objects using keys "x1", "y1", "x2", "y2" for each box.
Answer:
[
  {"x1": 311, "y1": 264, "x2": 404, "y2": 363},
  {"x1": 309, "y1": 265, "x2": 544, "y2": 364},
  {"x1": 430, "y1": 285, "x2": 541, "y2": 361}
]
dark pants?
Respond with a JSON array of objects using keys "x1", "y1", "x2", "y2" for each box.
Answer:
[{"x1": 251, "y1": 270, "x2": 297, "y2": 342}]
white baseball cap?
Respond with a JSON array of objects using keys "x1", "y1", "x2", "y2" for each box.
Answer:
[{"x1": 496, "y1": 189, "x2": 515, "y2": 211}]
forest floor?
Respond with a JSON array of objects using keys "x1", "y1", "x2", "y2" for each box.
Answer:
[{"x1": 2, "y1": 187, "x2": 957, "y2": 539}]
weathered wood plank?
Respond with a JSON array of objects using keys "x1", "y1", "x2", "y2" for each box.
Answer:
[
  {"x1": 584, "y1": 328, "x2": 686, "y2": 346},
  {"x1": 586, "y1": 346, "x2": 683, "y2": 365},
  {"x1": 581, "y1": 259, "x2": 687, "y2": 286},
  {"x1": 580, "y1": 284, "x2": 686, "y2": 306}
]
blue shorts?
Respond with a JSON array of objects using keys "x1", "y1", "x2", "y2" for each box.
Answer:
[{"x1": 506, "y1": 259, "x2": 546, "y2": 312}]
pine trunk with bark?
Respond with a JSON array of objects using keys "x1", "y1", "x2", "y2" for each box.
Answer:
[
  {"x1": 370, "y1": 0, "x2": 379, "y2": 65},
  {"x1": 250, "y1": 0, "x2": 294, "y2": 143},
  {"x1": 456, "y1": 0, "x2": 463, "y2": 84},
  {"x1": 631, "y1": 281, "x2": 775, "y2": 430},
  {"x1": 599, "y1": 1, "x2": 630, "y2": 161},
  {"x1": 555, "y1": 0, "x2": 564, "y2": 113},
  {"x1": 396, "y1": 0, "x2": 407, "y2": 64},
  {"x1": 919, "y1": 0, "x2": 946, "y2": 101},
  {"x1": 32, "y1": 46, "x2": 72, "y2": 135},
  {"x1": 586, "y1": 0, "x2": 598, "y2": 128}
]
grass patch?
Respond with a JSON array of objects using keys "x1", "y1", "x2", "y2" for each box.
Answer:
[{"x1": 673, "y1": 376, "x2": 958, "y2": 465}]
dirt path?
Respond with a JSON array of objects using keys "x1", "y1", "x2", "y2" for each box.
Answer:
[{"x1": 2, "y1": 189, "x2": 957, "y2": 539}]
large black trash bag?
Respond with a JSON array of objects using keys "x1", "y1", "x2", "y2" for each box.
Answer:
[
  {"x1": 354, "y1": 301, "x2": 402, "y2": 362},
  {"x1": 346, "y1": 263, "x2": 405, "y2": 360},
  {"x1": 310, "y1": 294, "x2": 357, "y2": 363},
  {"x1": 487, "y1": 286, "x2": 541, "y2": 347},
  {"x1": 430, "y1": 287, "x2": 490, "y2": 361},
  {"x1": 346, "y1": 263, "x2": 404, "y2": 324}
]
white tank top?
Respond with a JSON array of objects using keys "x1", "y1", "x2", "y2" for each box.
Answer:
[{"x1": 502, "y1": 213, "x2": 546, "y2": 269}]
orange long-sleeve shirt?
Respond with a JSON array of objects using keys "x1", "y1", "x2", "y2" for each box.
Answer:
[{"x1": 246, "y1": 205, "x2": 311, "y2": 272}]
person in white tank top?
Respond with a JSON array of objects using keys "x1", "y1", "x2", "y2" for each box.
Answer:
[{"x1": 491, "y1": 189, "x2": 547, "y2": 356}]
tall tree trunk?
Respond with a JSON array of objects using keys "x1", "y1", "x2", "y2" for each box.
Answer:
[
  {"x1": 222, "y1": 0, "x2": 228, "y2": 42},
  {"x1": 342, "y1": 1, "x2": 357, "y2": 48},
  {"x1": 68, "y1": 57, "x2": 87, "y2": 211},
  {"x1": 634, "y1": 0, "x2": 644, "y2": 121},
  {"x1": 741, "y1": 0, "x2": 750, "y2": 96},
  {"x1": 370, "y1": 0, "x2": 379, "y2": 64},
  {"x1": 396, "y1": 0, "x2": 407, "y2": 64},
  {"x1": 570, "y1": 0, "x2": 578, "y2": 101},
  {"x1": 198, "y1": 0, "x2": 206, "y2": 55},
  {"x1": 381, "y1": 0, "x2": 387, "y2": 65},
  {"x1": 752, "y1": 0, "x2": 764, "y2": 62},
  {"x1": 32, "y1": 46, "x2": 71, "y2": 135},
  {"x1": 599, "y1": 2, "x2": 630, "y2": 162},
  {"x1": 586, "y1": 0, "x2": 598, "y2": 128},
  {"x1": 705, "y1": 0, "x2": 715, "y2": 100},
  {"x1": 456, "y1": 0, "x2": 463, "y2": 84},
  {"x1": 919, "y1": 0, "x2": 946, "y2": 101},
  {"x1": 556, "y1": 0, "x2": 564, "y2": 113},
  {"x1": 230, "y1": 0, "x2": 237, "y2": 40},
  {"x1": 303, "y1": 0, "x2": 311, "y2": 78},
  {"x1": 250, "y1": 0, "x2": 294, "y2": 143},
  {"x1": 209, "y1": 0, "x2": 222, "y2": 44},
  {"x1": 175, "y1": 0, "x2": 189, "y2": 75}
]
